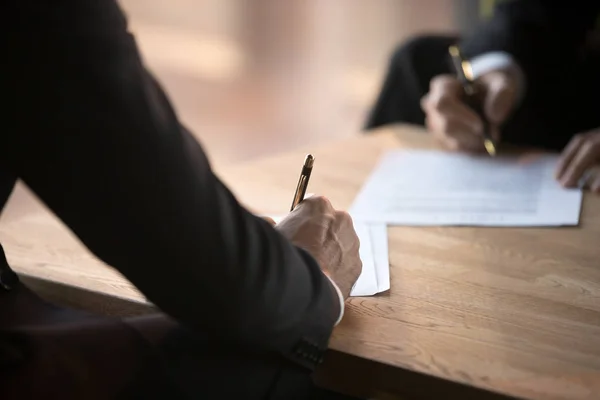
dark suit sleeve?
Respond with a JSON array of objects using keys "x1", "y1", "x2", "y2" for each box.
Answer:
[
  {"x1": 460, "y1": 1, "x2": 600, "y2": 78},
  {"x1": 3, "y1": 1, "x2": 339, "y2": 369}
]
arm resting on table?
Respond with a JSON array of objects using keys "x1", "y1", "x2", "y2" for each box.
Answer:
[{"x1": 3, "y1": 1, "x2": 339, "y2": 369}]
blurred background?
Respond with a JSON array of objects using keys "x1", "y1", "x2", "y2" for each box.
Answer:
[{"x1": 121, "y1": 0, "x2": 489, "y2": 170}]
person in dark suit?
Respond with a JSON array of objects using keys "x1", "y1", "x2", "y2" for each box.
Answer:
[
  {"x1": 0, "y1": 1, "x2": 362, "y2": 399},
  {"x1": 367, "y1": 1, "x2": 600, "y2": 192}
]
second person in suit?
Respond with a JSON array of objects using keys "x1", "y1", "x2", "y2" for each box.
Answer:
[{"x1": 367, "y1": 1, "x2": 600, "y2": 192}]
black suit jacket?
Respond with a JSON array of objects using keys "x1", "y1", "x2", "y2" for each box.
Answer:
[
  {"x1": 460, "y1": 0, "x2": 600, "y2": 149},
  {"x1": 461, "y1": 1, "x2": 600, "y2": 68},
  {"x1": 1, "y1": 0, "x2": 339, "y2": 372}
]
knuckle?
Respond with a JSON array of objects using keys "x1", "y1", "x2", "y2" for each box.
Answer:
[
  {"x1": 432, "y1": 93, "x2": 452, "y2": 110},
  {"x1": 582, "y1": 139, "x2": 596, "y2": 153},
  {"x1": 573, "y1": 133, "x2": 587, "y2": 145},
  {"x1": 312, "y1": 195, "x2": 328, "y2": 204},
  {"x1": 490, "y1": 71, "x2": 513, "y2": 86},
  {"x1": 335, "y1": 210, "x2": 352, "y2": 222},
  {"x1": 310, "y1": 195, "x2": 332, "y2": 209},
  {"x1": 323, "y1": 213, "x2": 336, "y2": 226},
  {"x1": 430, "y1": 74, "x2": 456, "y2": 90},
  {"x1": 420, "y1": 95, "x2": 431, "y2": 111},
  {"x1": 429, "y1": 76, "x2": 442, "y2": 91}
]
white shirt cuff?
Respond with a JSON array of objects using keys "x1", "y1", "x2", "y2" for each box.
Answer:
[
  {"x1": 324, "y1": 274, "x2": 344, "y2": 326},
  {"x1": 469, "y1": 51, "x2": 526, "y2": 103}
]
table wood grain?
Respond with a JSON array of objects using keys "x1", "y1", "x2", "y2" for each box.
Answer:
[{"x1": 1, "y1": 125, "x2": 600, "y2": 400}]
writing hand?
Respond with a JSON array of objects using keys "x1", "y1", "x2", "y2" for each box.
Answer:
[
  {"x1": 421, "y1": 70, "x2": 517, "y2": 152},
  {"x1": 275, "y1": 196, "x2": 362, "y2": 299}
]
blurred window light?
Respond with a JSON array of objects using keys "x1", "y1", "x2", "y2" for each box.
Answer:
[{"x1": 130, "y1": 22, "x2": 245, "y2": 81}]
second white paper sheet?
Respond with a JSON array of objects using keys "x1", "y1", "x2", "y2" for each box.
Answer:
[
  {"x1": 350, "y1": 150, "x2": 582, "y2": 227},
  {"x1": 350, "y1": 222, "x2": 389, "y2": 296}
]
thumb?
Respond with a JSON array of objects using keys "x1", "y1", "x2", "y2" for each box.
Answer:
[{"x1": 482, "y1": 72, "x2": 517, "y2": 124}]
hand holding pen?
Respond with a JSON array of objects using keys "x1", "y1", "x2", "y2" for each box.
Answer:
[
  {"x1": 448, "y1": 46, "x2": 496, "y2": 156},
  {"x1": 273, "y1": 154, "x2": 362, "y2": 300},
  {"x1": 420, "y1": 46, "x2": 519, "y2": 154}
]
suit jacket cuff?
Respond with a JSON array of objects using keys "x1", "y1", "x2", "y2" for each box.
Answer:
[
  {"x1": 469, "y1": 51, "x2": 526, "y2": 104},
  {"x1": 284, "y1": 247, "x2": 341, "y2": 370},
  {"x1": 323, "y1": 274, "x2": 344, "y2": 325}
]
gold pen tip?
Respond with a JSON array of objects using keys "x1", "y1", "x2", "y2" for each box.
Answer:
[
  {"x1": 304, "y1": 154, "x2": 315, "y2": 168},
  {"x1": 448, "y1": 45, "x2": 459, "y2": 57},
  {"x1": 484, "y1": 140, "x2": 497, "y2": 156}
]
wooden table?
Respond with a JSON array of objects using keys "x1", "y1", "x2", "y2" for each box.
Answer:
[{"x1": 2, "y1": 125, "x2": 600, "y2": 400}]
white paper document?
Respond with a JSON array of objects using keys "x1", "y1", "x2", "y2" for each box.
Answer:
[
  {"x1": 350, "y1": 222, "x2": 389, "y2": 296},
  {"x1": 350, "y1": 150, "x2": 582, "y2": 227},
  {"x1": 269, "y1": 216, "x2": 389, "y2": 296}
]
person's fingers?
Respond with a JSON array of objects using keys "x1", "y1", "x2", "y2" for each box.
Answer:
[
  {"x1": 423, "y1": 97, "x2": 483, "y2": 134},
  {"x1": 428, "y1": 74, "x2": 464, "y2": 98},
  {"x1": 556, "y1": 134, "x2": 587, "y2": 181},
  {"x1": 480, "y1": 72, "x2": 517, "y2": 124},
  {"x1": 590, "y1": 172, "x2": 600, "y2": 194},
  {"x1": 333, "y1": 210, "x2": 360, "y2": 253},
  {"x1": 295, "y1": 195, "x2": 335, "y2": 219},
  {"x1": 560, "y1": 138, "x2": 600, "y2": 187},
  {"x1": 309, "y1": 195, "x2": 334, "y2": 212},
  {"x1": 333, "y1": 210, "x2": 354, "y2": 228},
  {"x1": 426, "y1": 111, "x2": 483, "y2": 152},
  {"x1": 423, "y1": 75, "x2": 483, "y2": 133}
]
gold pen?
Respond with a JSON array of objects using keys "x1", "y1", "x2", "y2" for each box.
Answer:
[
  {"x1": 290, "y1": 154, "x2": 315, "y2": 211},
  {"x1": 448, "y1": 45, "x2": 497, "y2": 156}
]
